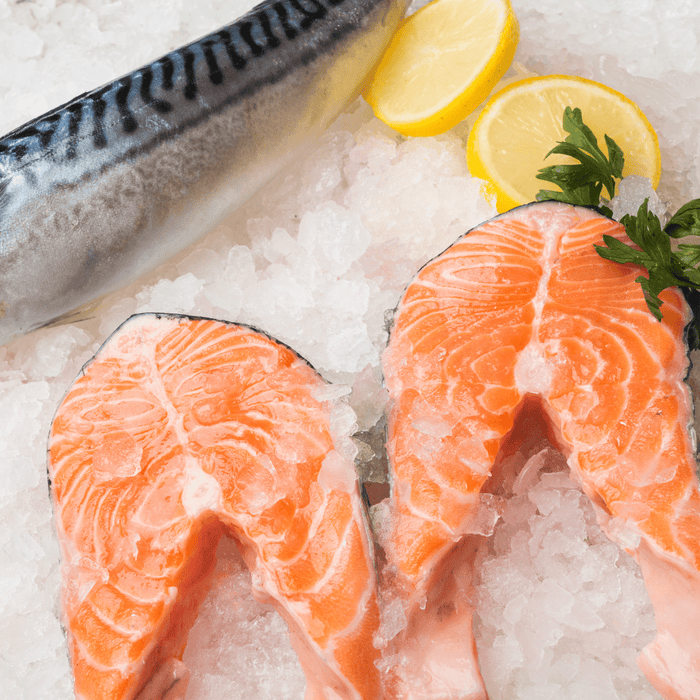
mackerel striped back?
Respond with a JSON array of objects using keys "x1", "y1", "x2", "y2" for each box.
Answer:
[
  {"x1": 0, "y1": 0, "x2": 364, "y2": 182},
  {"x1": 0, "y1": 0, "x2": 406, "y2": 345}
]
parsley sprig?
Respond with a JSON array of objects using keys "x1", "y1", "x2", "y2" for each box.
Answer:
[
  {"x1": 535, "y1": 107, "x2": 622, "y2": 214},
  {"x1": 534, "y1": 106, "x2": 700, "y2": 341}
]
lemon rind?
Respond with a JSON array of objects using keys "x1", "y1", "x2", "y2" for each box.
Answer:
[
  {"x1": 467, "y1": 75, "x2": 662, "y2": 213},
  {"x1": 365, "y1": 0, "x2": 520, "y2": 137}
]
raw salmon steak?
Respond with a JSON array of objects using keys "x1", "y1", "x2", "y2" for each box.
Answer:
[
  {"x1": 381, "y1": 201, "x2": 700, "y2": 700},
  {"x1": 48, "y1": 314, "x2": 381, "y2": 700}
]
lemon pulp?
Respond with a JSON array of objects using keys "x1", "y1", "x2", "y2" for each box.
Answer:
[
  {"x1": 466, "y1": 75, "x2": 661, "y2": 212},
  {"x1": 365, "y1": 0, "x2": 519, "y2": 137}
]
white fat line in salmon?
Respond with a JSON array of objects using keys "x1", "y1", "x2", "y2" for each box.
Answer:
[{"x1": 0, "y1": 0, "x2": 407, "y2": 346}]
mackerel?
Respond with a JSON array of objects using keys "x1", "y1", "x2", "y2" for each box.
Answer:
[{"x1": 0, "y1": 0, "x2": 407, "y2": 345}]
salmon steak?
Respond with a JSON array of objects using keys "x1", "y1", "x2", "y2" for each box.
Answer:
[
  {"x1": 381, "y1": 201, "x2": 700, "y2": 700},
  {"x1": 48, "y1": 314, "x2": 381, "y2": 700}
]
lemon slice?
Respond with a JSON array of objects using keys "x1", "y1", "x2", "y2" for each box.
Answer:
[
  {"x1": 466, "y1": 75, "x2": 662, "y2": 212},
  {"x1": 364, "y1": 0, "x2": 519, "y2": 137}
]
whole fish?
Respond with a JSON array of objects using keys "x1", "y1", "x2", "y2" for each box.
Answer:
[{"x1": 0, "y1": 0, "x2": 407, "y2": 346}]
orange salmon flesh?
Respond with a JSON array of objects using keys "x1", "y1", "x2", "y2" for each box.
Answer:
[
  {"x1": 47, "y1": 202, "x2": 700, "y2": 700},
  {"x1": 381, "y1": 202, "x2": 700, "y2": 700},
  {"x1": 48, "y1": 316, "x2": 381, "y2": 700}
]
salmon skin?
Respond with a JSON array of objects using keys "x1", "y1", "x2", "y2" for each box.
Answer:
[
  {"x1": 0, "y1": 0, "x2": 406, "y2": 346},
  {"x1": 381, "y1": 201, "x2": 700, "y2": 699},
  {"x1": 48, "y1": 313, "x2": 382, "y2": 700}
]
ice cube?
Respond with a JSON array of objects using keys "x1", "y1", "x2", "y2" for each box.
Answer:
[
  {"x1": 609, "y1": 175, "x2": 666, "y2": 222},
  {"x1": 297, "y1": 202, "x2": 371, "y2": 277},
  {"x1": 135, "y1": 273, "x2": 203, "y2": 314}
]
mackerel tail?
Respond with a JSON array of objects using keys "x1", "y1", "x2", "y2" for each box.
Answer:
[{"x1": 0, "y1": 0, "x2": 407, "y2": 346}]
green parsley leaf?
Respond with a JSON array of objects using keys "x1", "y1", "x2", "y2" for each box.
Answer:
[
  {"x1": 534, "y1": 106, "x2": 700, "y2": 342},
  {"x1": 665, "y1": 199, "x2": 700, "y2": 238},
  {"x1": 604, "y1": 135, "x2": 624, "y2": 180},
  {"x1": 596, "y1": 198, "x2": 700, "y2": 322},
  {"x1": 598, "y1": 203, "x2": 614, "y2": 218},
  {"x1": 535, "y1": 106, "x2": 623, "y2": 206},
  {"x1": 676, "y1": 243, "x2": 700, "y2": 268},
  {"x1": 594, "y1": 235, "x2": 649, "y2": 266},
  {"x1": 637, "y1": 274, "x2": 670, "y2": 321},
  {"x1": 620, "y1": 200, "x2": 671, "y2": 266}
]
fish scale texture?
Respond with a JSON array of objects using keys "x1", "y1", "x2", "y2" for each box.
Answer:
[
  {"x1": 382, "y1": 201, "x2": 700, "y2": 700},
  {"x1": 48, "y1": 315, "x2": 380, "y2": 700},
  {"x1": 0, "y1": 0, "x2": 408, "y2": 346}
]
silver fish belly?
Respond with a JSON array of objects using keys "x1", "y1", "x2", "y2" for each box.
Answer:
[{"x1": 0, "y1": 0, "x2": 407, "y2": 345}]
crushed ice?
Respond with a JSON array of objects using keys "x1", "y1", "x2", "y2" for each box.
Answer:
[
  {"x1": 609, "y1": 175, "x2": 667, "y2": 223},
  {"x1": 4, "y1": 0, "x2": 700, "y2": 698},
  {"x1": 474, "y1": 446, "x2": 658, "y2": 700}
]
